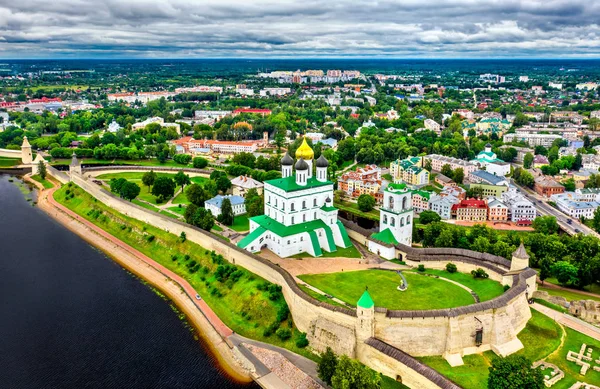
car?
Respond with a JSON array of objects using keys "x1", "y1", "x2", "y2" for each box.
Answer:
[
  {"x1": 567, "y1": 219, "x2": 573, "y2": 225},
  {"x1": 195, "y1": 294, "x2": 201, "y2": 300},
  {"x1": 575, "y1": 229, "x2": 581, "y2": 233}
]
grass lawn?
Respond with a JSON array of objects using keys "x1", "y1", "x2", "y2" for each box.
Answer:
[
  {"x1": 212, "y1": 224, "x2": 223, "y2": 232},
  {"x1": 298, "y1": 285, "x2": 349, "y2": 308},
  {"x1": 159, "y1": 210, "x2": 181, "y2": 220},
  {"x1": 168, "y1": 205, "x2": 187, "y2": 216},
  {"x1": 542, "y1": 276, "x2": 600, "y2": 295},
  {"x1": 334, "y1": 200, "x2": 380, "y2": 221},
  {"x1": 172, "y1": 190, "x2": 189, "y2": 205},
  {"x1": 31, "y1": 174, "x2": 54, "y2": 189},
  {"x1": 299, "y1": 270, "x2": 476, "y2": 310},
  {"x1": 230, "y1": 215, "x2": 250, "y2": 232},
  {"x1": 420, "y1": 269, "x2": 505, "y2": 302},
  {"x1": 538, "y1": 286, "x2": 600, "y2": 303},
  {"x1": 419, "y1": 310, "x2": 563, "y2": 389},
  {"x1": 0, "y1": 157, "x2": 21, "y2": 167},
  {"x1": 131, "y1": 199, "x2": 160, "y2": 213},
  {"x1": 54, "y1": 183, "x2": 316, "y2": 360},
  {"x1": 534, "y1": 298, "x2": 568, "y2": 313}
]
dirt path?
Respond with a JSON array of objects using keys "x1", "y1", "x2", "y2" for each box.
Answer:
[{"x1": 532, "y1": 303, "x2": 600, "y2": 342}]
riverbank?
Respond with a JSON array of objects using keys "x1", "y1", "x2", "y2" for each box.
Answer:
[{"x1": 33, "y1": 179, "x2": 254, "y2": 384}]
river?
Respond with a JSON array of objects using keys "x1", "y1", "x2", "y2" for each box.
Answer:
[{"x1": 0, "y1": 175, "x2": 256, "y2": 389}]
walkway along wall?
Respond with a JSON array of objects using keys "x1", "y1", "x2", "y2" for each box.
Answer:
[{"x1": 65, "y1": 171, "x2": 534, "y2": 387}]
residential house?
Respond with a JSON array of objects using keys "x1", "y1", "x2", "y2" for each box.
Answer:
[
  {"x1": 534, "y1": 176, "x2": 565, "y2": 198},
  {"x1": 424, "y1": 119, "x2": 441, "y2": 134},
  {"x1": 533, "y1": 155, "x2": 549, "y2": 168},
  {"x1": 501, "y1": 187, "x2": 536, "y2": 222},
  {"x1": 205, "y1": 195, "x2": 246, "y2": 217},
  {"x1": 469, "y1": 183, "x2": 508, "y2": 197},
  {"x1": 435, "y1": 174, "x2": 456, "y2": 188},
  {"x1": 469, "y1": 170, "x2": 509, "y2": 186},
  {"x1": 412, "y1": 190, "x2": 431, "y2": 213},
  {"x1": 428, "y1": 194, "x2": 459, "y2": 220},
  {"x1": 452, "y1": 199, "x2": 489, "y2": 222},
  {"x1": 487, "y1": 198, "x2": 508, "y2": 221},
  {"x1": 551, "y1": 192, "x2": 600, "y2": 219},
  {"x1": 231, "y1": 175, "x2": 264, "y2": 197},
  {"x1": 423, "y1": 154, "x2": 477, "y2": 175},
  {"x1": 390, "y1": 157, "x2": 429, "y2": 186}
]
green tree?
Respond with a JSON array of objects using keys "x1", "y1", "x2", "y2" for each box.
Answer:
[
  {"x1": 191, "y1": 207, "x2": 215, "y2": 231},
  {"x1": 317, "y1": 347, "x2": 338, "y2": 386},
  {"x1": 216, "y1": 176, "x2": 232, "y2": 193},
  {"x1": 532, "y1": 216, "x2": 559, "y2": 235},
  {"x1": 357, "y1": 194, "x2": 376, "y2": 212},
  {"x1": 151, "y1": 176, "x2": 176, "y2": 202},
  {"x1": 523, "y1": 153, "x2": 534, "y2": 169},
  {"x1": 185, "y1": 183, "x2": 208, "y2": 207},
  {"x1": 174, "y1": 170, "x2": 191, "y2": 191},
  {"x1": 38, "y1": 159, "x2": 47, "y2": 180},
  {"x1": 441, "y1": 163, "x2": 453, "y2": 179},
  {"x1": 142, "y1": 170, "x2": 157, "y2": 192},
  {"x1": 119, "y1": 181, "x2": 140, "y2": 201},
  {"x1": 453, "y1": 167, "x2": 464, "y2": 184},
  {"x1": 245, "y1": 188, "x2": 264, "y2": 217},
  {"x1": 419, "y1": 210, "x2": 441, "y2": 225},
  {"x1": 331, "y1": 355, "x2": 381, "y2": 389},
  {"x1": 109, "y1": 178, "x2": 127, "y2": 193},
  {"x1": 192, "y1": 157, "x2": 208, "y2": 169},
  {"x1": 218, "y1": 198, "x2": 234, "y2": 226},
  {"x1": 593, "y1": 207, "x2": 600, "y2": 233},
  {"x1": 551, "y1": 261, "x2": 579, "y2": 286},
  {"x1": 487, "y1": 355, "x2": 543, "y2": 389}
]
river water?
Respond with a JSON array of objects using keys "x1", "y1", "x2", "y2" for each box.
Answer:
[{"x1": 0, "y1": 175, "x2": 255, "y2": 389}]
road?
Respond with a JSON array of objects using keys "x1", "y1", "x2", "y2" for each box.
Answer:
[{"x1": 510, "y1": 178, "x2": 599, "y2": 237}]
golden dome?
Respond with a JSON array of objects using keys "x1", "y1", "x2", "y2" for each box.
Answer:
[{"x1": 295, "y1": 138, "x2": 314, "y2": 160}]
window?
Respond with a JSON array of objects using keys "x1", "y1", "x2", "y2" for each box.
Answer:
[
  {"x1": 389, "y1": 196, "x2": 395, "y2": 209},
  {"x1": 302, "y1": 200, "x2": 306, "y2": 209},
  {"x1": 300, "y1": 236, "x2": 303, "y2": 242},
  {"x1": 314, "y1": 212, "x2": 317, "y2": 219},
  {"x1": 291, "y1": 203, "x2": 295, "y2": 211},
  {"x1": 402, "y1": 197, "x2": 408, "y2": 210},
  {"x1": 303, "y1": 214, "x2": 306, "y2": 222},
  {"x1": 287, "y1": 240, "x2": 290, "y2": 244},
  {"x1": 314, "y1": 198, "x2": 317, "y2": 206},
  {"x1": 275, "y1": 198, "x2": 278, "y2": 207},
  {"x1": 391, "y1": 217, "x2": 395, "y2": 227},
  {"x1": 291, "y1": 216, "x2": 294, "y2": 224},
  {"x1": 383, "y1": 215, "x2": 388, "y2": 224}
]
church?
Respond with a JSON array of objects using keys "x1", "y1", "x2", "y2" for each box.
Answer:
[{"x1": 237, "y1": 139, "x2": 353, "y2": 258}]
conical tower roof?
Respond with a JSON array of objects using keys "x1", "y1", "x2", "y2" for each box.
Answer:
[
  {"x1": 513, "y1": 243, "x2": 529, "y2": 260},
  {"x1": 70, "y1": 152, "x2": 80, "y2": 167},
  {"x1": 22, "y1": 136, "x2": 30, "y2": 148},
  {"x1": 295, "y1": 138, "x2": 314, "y2": 160},
  {"x1": 357, "y1": 290, "x2": 374, "y2": 309}
]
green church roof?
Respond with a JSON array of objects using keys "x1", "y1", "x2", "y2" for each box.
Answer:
[
  {"x1": 371, "y1": 228, "x2": 399, "y2": 245},
  {"x1": 265, "y1": 175, "x2": 333, "y2": 193},
  {"x1": 357, "y1": 290, "x2": 374, "y2": 309}
]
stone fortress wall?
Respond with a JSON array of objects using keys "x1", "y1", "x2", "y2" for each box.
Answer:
[
  {"x1": 65, "y1": 168, "x2": 536, "y2": 389},
  {"x1": 0, "y1": 148, "x2": 22, "y2": 159}
]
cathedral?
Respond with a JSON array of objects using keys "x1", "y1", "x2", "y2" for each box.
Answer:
[{"x1": 237, "y1": 138, "x2": 353, "y2": 257}]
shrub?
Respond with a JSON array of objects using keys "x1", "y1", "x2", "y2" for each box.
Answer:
[
  {"x1": 296, "y1": 332, "x2": 309, "y2": 348},
  {"x1": 471, "y1": 268, "x2": 489, "y2": 279},
  {"x1": 417, "y1": 264, "x2": 426, "y2": 272},
  {"x1": 446, "y1": 263, "x2": 457, "y2": 273},
  {"x1": 503, "y1": 284, "x2": 510, "y2": 292},
  {"x1": 146, "y1": 235, "x2": 155, "y2": 243},
  {"x1": 275, "y1": 328, "x2": 292, "y2": 340},
  {"x1": 276, "y1": 304, "x2": 290, "y2": 322}
]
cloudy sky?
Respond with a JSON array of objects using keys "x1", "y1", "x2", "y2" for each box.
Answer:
[{"x1": 0, "y1": 0, "x2": 599, "y2": 58}]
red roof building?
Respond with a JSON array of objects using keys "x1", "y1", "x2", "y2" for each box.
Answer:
[{"x1": 451, "y1": 198, "x2": 489, "y2": 222}]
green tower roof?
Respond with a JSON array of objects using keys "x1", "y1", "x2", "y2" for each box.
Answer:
[{"x1": 357, "y1": 290, "x2": 374, "y2": 309}]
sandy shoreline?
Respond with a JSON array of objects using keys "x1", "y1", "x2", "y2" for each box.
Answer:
[{"x1": 29, "y1": 177, "x2": 254, "y2": 384}]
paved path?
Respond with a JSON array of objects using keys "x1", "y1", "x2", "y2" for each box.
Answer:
[{"x1": 532, "y1": 303, "x2": 600, "y2": 342}]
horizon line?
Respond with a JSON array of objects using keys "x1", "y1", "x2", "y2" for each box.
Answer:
[{"x1": 2, "y1": 57, "x2": 600, "y2": 61}]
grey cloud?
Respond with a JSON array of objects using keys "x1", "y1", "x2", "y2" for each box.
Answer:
[{"x1": 0, "y1": 0, "x2": 599, "y2": 57}]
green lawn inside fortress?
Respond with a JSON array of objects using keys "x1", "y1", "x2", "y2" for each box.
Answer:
[
  {"x1": 298, "y1": 269, "x2": 504, "y2": 310},
  {"x1": 419, "y1": 310, "x2": 600, "y2": 389},
  {"x1": 53, "y1": 183, "x2": 315, "y2": 360}
]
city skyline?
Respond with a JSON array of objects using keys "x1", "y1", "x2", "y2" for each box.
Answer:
[{"x1": 1, "y1": 0, "x2": 600, "y2": 58}]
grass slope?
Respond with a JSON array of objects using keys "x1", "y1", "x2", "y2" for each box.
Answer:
[
  {"x1": 54, "y1": 183, "x2": 314, "y2": 359},
  {"x1": 31, "y1": 174, "x2": 54, "y2": 189},
  {"x1": 299, "y1": 270, "x2": 475, "y2": 310},
  {"x1": 421, "y1": 269, "x2": 505, "y2": 302}
]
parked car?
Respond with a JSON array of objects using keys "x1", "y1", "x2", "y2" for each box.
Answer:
[{"x1": 195, "y1": 294, "x2": 201, "y2": 300}]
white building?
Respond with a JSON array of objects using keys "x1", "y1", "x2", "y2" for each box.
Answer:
[
  {"x1": 205, "y1": 195, "x2": 246, "y2": 218},
  {"x1": 428, "y1": 194, "x2": 459, "y2": 220},
  {"x1": 260, "y1": 88, "x2": 291, "y2": 96},
  {"x1": 107, "y1": 119, "x2": 121, "y2": 133},
  {"x1": 423, "y1": 154, "x2": 477, "y2": 175},
  {"x1": 231, "y1": 175, "x2": 264, "y2": 196},
  {"x1": 503, "y1": 133, "x2": 562, "y2": 147},
  {"x1": 551, "y1": 192, "x2": 600, "y2": 219},
  {"x1": 132, "y1": 117, "x2": 181, "y2": 134},
  {"x1": 368, "y1": 182, "x2": 414, "y2": 260},
  {"x1": 424, "y1": 119, "x2": 441, "y2": 134},
  {"x1": 501, "y1": 187, "x2": 536, "y2": 222},
  {"x1": 237, "y1": 139, "x2": 352, "y2": 258}
]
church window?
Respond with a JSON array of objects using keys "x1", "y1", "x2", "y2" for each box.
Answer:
[
  {"x1": 300, "y1": 236, "x2": 303, "y2": 242},
  {"x1": 291, "y1": 216, "x2": 294, "y2": 224},
  {"x1": 314, "y1": 212, "x2": 317, "y2": 219},
  {"x1": 383, "y1": 215, "x2": 388, "y2": 224},
  {"x1": 314, "y1": 198, "x2": 317, "y2": 206},
  {"x1": 291, "y1": 203, "x2": 295, "y2": 211},
  {"x1": 400, "y1": 217, "x2": 404, "y2": 226},
  {"x1": 302, "y1": 200, "x2": 306, "y2": 209},
  {"x1": 402, "y1": 197, "x2": 408, "y2": 210},
  {"x1": 407, "y1": 215, "x2": 411, "y2": 224},
  {"x1": 303, "y1": 214, "x2": 306, "y2": 222},
  {"x1": 391, "y1": 217, "x2": 395, "y2": 226},
  {"x1": 389, "y1": 196, "x2": 395, "y2": 209}
]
